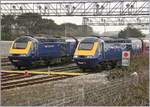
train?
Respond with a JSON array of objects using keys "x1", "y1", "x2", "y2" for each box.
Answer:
[
  {"x1": 8, "y1": 35, "x2": 78, "y2": 69},
  {"x1": 73, "y1": 36, "x2": 149, "y2": 70}
]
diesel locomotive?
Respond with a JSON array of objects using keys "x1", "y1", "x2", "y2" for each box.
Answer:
[
  {"x1": 8, "y1": 35, "x2": 78, "y2": 69},
  {"x1": 73, "y1": 36, "x2": 149, "y2": 70}
]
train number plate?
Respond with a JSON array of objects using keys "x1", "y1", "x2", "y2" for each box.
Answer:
[
  {"x1": 78, "y1": 62, "x2": 86, "y2": 64},
  {"x1": 12, "y1": 60, "x2": 20, "y2": 62}
]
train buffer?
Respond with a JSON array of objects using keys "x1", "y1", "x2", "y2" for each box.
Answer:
[{"x1": 0, "y1": 70, "x2": 87, "y2": 76}]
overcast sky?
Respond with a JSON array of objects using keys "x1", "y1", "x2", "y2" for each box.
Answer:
[
  {"x1": 2, "y1": 0, "x2": 149, "y2": 35},
  {"x1": 44, "y1": 16, "x2": 126, "y2": 34},
  {"x1": 44, "y1": 16, "x2": 148, "y2": 35}
]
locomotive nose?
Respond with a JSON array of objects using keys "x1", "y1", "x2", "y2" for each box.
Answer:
[
  {"x1": 73, "y1": 37, "x2": 101, "y2": 68},
  {"x1": 9, "y1": 38, "x2": 32, "y2": 55},
  {"x1": 74, "y1": 42, "x2": 98, "y2": 57}
]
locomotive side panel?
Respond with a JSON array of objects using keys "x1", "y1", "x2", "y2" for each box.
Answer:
[
  {"x1": 104, "y1": 43, "x2": 122, "y2": 61},
  {"x1": 37, "y1": 42, "x2": 66, "y2": 58},
  {"x1": 8, "y1": 35, "x2": 78, "y2": 69}
]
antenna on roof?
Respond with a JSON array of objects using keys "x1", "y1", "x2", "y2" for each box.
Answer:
[
  {"x1": 91, "y1": 35, "x2": 101, "y2": 38},
  {"x1": 54, "y1": 36, "x2": 61, "y2": 38},
  {"x1": 25, "y1": 34, "x2": 34, "y2": 37}
]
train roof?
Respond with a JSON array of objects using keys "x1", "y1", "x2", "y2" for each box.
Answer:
[
  {"x1": 34, "y1": 37, "x2": 65, "y2": 43},
  {"x1": 16, "y1": 35, "x2": 65, "y2": 43},
  {"x1": 18, "y1": 35, "x2": 81, "y2": 43},
  {"x1": 104, "y1": 39, "x2": 131, "y2": 43},
  {"x1": 96, "y1": 35, "x2": 132, "y2": 43},
  {"x1": 80, "y1": 37, "x2": 98, "y2": 43}
]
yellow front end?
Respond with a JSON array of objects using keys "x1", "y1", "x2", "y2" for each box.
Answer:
[
  {"x1": 74, "y1": 42, "x2": 98, "y2": 56},
  {"x1": 9, "y1": 41, "x2": 32, "y2": 55}
]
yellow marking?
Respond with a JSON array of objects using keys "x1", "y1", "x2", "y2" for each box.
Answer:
[
  {"x1": 2, "y1": 74, "x2": 19, "y2": 77},
  {"x1": 74, "y1": 42, "x2": 98, "y2": 56},
  {"x1": 9, "y1": 41, "x2": 32, "y2": 54},
  {"x1": 8, "y1": 74, "x2": 19, "y2": 76},
  {"x1": 0, "y1": 70, "x2": 87, "y2": 76}
]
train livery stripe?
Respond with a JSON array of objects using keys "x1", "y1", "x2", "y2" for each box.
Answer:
[
  {"x1": 9, "y1": 41, "x2": 32, "y2": 54},
  {"x1": 74, "y1": 42, "x2": 98, "y2": 56}
]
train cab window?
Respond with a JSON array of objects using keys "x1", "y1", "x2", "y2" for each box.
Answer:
[
  {"x1": 78, "y1": 38, "x2": 98, "y2": 50},
  {"x1": 13, "y1": 37, "x2": 31, "y2": 49},
  {"x1": 78, "y1": 42, "x2": 94, "y2": 50}
]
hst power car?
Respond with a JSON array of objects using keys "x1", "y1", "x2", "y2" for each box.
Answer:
[{"x1": 8, "y1": 35, "x2": 78, "y2": 69}]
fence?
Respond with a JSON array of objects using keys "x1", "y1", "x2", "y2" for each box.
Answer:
[
  {"x1": 0, "y1": 41, "x2": 12, "y2": 57},
  {"x1": 44, "y1": 73, "x2": 141, "y2": 106},
  {"x1": 1, "y1": 70, "x2": 148, "y2": 106}
]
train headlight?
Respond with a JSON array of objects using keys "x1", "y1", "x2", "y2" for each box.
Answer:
[
  {"x1": 20, "y1": 54, "x2": 27, "y2": 57},
  {"x1": 9, "y1": 54, "x2": 12, "y2": 56},
  {"x1": 73, "y1": 55, "x2": 78, "y2": 58},
  {"x1": 86, "y1": 55, "x2": 94, "y2": 58}
]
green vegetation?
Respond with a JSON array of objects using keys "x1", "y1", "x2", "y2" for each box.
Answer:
[
  {"x1": 2, "y1": 13, "x2": 146, "y2": 40},
  {"x1": 118, "y1": 26, "x2": 146, "y2": 38},
  {"x1": 1, "y1": 13, "x2": 94, "y2": 40},
  {"x1": 108, "y1": 55, "x2": 149, "y2": 106}
]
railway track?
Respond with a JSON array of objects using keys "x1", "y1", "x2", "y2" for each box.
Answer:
[
  {"x1": 1, "y1": 63, "x2": 84, "y2": 90},
  {"x1": 1, "y1": 57, "x2": 11, "y2": 66},
  {"x1": 1, "y1": 74, "x2": 73, "y2": 90},
  {"x1": 1, "y1": 73, "x2": 35, "y2": 82},
  {"x1": 48, "y1": 63, "x2": 79, "y2": 72},
  {"x1": 0, "y1": 57, "x2": 78, "y2": 71},
  {"x1": 1, "y1": 57, "x2": 9, "y2": 62}
]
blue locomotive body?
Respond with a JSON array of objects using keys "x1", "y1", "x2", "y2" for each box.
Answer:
[
  {"x1": 73, "y1": 36, "x2": 144, "y2": 69},
  {"x1": 8, "y1": 35, "x2": 77, "y2": 69}
]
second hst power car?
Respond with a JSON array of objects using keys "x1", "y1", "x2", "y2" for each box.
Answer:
[{"x1": 73, "y1": 36, "x2": 149, "y2": 70}]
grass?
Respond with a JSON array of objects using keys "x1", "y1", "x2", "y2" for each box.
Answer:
[
  {"x1": 107, "y1": 55, "x2": 149, "y2": 106},
  {"x1": 107, "y1": 55, "x2": 149, "y2": 80}
]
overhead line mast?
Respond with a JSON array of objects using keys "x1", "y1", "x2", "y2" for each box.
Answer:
[{"x1": 1, "y1": 0, "x2": 149, "y2": 16}]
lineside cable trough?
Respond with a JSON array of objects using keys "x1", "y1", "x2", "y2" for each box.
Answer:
[{"x1": 0, "y1": 70, "x2": 87, "y2": 76}]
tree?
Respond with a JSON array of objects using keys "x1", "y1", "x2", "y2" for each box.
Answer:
[
  {"x1": 118, "y1": 27, "x2": 145, "y2": 38},
  {"x1": 1, "y1": 15, "x2": 16, "y2": 40},
  {"x1": 16, "y1": 13, "x2": 42, "y2": 34},
  {"x1": 1, "y1": 13, "x2": 95, "y2": 40},
  {"x1": 33, "y1": 19, "x2": 57, "y2": 35},
  {"x1": 58, "y1": 23, "x2": 94, "y2": 37}
]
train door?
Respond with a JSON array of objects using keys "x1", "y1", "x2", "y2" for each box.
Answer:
[
  {"x1": 60, "y1": 43, "x2": 66, "y2": 57},
  {"x1": 101, "y1": 42, "x2": 105, "y2": 59},
  {"x1": 35, "y1": 42, "x2": 39, "y2": 57},
  {"x1": 30, "y1": 41, "x2": 36, "y2": 57}
]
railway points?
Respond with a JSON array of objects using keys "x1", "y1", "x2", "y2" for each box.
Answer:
[
  {"x1": 0, "y1": 63, "x2": 87, "y2": 90},
  {"x1": 1, "y1": 72, "x2": 87, "y2": 90}
]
